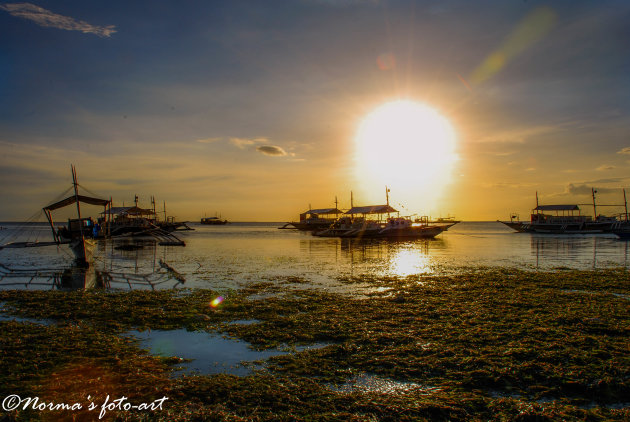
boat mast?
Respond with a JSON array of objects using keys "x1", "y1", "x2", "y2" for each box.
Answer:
[
  {"x1": 592, "y1": 188, "x2": 597, "y2": 218},
  {"x1": 44, "y1": 209, "x2": 58, "y2": 243},
  {"x1": 108, "y1": 196, "x2": 112, "y2": 237},
  {"x1": 624, "y1": 188, "x2": 628, "y2": 222},
  {"x1": 71, "y1": 165, "x2": 84, "y2": 238}
]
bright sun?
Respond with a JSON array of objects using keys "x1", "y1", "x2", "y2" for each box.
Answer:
[{"x1": 354, "y1": 100, "x2": 457, "y2": 211}]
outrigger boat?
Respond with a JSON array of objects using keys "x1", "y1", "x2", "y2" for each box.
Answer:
[
  {"x1": 42, "y1": 165, "x2": 111, "y2": 266},
  {"x1": 280, "y1": 199, "x2": 343, "y2": 231},
  {"x1": 101, "y1": 196, "x2": 191, "y2": 235},
  {"x1": 315, "y1": 207, "x2": 445, "y2": 239},
  {"x1": 427, "y1": 215, "x2": 460, "y2": 230},
  {"x1": 314, "y1": 189, "x2": 447, "y2": 239},
  {"x1": 201, "y1": 216, "x2": 228, "y2": 225},
  {"x1": 499, "y1": 189, "x2": 629, "y2": 234}
]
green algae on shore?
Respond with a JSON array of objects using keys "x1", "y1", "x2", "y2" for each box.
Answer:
[{"x1": 0, "y1": 268, "x2": 628, "y2": 420}]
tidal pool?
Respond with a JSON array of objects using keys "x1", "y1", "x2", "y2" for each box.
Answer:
[{"x1": 128, "y1": 328, "x2": 328, "y2": 376}]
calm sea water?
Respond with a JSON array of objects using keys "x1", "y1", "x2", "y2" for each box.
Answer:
[{"x1": 0, "y1": 221, "x2": 628, "y2": 291}]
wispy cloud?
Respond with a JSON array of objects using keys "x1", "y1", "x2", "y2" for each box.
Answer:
[
  {"x1": 196, "y1": 137, "x2": 222, "y2": 144},
  {"x1": 474, "y1": 125, "x2": 559, "y2": 144},
  {"x1": 584, "y1": 177, "x2": 629, "y2": 184},
  {"x1": 0, "y1": 3, "x2": 116, "y2": 37},
  {"x1": 482, "y1": 182, "x2": 536, "y2": 189},
  {"x1": 616, "y1": 147, "x2": 630, "y2": 155},
  {"x1": 256, "y1": 145, "x2": 287, "y2": 157},
  {"x1": 229, "y1": 137, "x2": 266, "y2": 150},
  {"x1": 305, "y1": 0, "x2": 380, "y2": 6},
  {"x1": 229, "y1": 137, "x2": 290, "y2": 157},
  {"x1": 596, "y1": 164, "x2": 615, "y2": 171}
]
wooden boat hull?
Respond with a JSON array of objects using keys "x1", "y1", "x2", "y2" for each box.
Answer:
[
  {"x1": 498, "y1": 221, "x2": 528, "y2": 232},
  {"x1": 282, "y1": 221, "x2": 334, "y2": 231},
  {"x1": 500, "y1": 220, "x2": 624, "y2": 234},
  {"x1": 319, "y1": 225, "x2": 445, "y2": 239},
  {"x1": 70, "y1": 237, "x2": 95, "y2": 266},
  {"x1": 613, "y1": 230, "x2": 630, "y2": 240},
  {"x1": 375, "y1": 226, "x2": 445, "y2": 239}
]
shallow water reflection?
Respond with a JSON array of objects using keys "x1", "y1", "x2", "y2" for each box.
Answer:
[
  {"x1": 328, "y1": 372, "x2": 440, "y2": 395},
  {"x1": 2, "y1": 222, "x2": 629, "y2": 290}
]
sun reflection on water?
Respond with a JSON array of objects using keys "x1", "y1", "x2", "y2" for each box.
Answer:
[{"x1": 388, "y1": 247, "x2": 432, "y2": 277}]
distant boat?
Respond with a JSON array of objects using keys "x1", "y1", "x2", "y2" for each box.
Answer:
[
  {"x1": 427, "y1": 216, "x2": 460, "y2": 230},
  {"x1": 201, "y1": 216, "x2": 228, "y2": 225}
]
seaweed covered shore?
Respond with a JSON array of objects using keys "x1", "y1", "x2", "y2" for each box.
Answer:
[{"x1": 0, "y1": 268, "x2": 628, "y2": 421}]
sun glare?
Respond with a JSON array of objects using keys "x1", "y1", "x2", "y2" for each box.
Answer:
[{"x1": 354, "y1": 100, "x2": 457, "y2": 211}]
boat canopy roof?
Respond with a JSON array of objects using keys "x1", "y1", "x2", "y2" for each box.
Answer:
[
  {"x1": 345, "y1": 205, "x2": 398, "y2": 215},
  {"x1": 534, "y1": 205, "x2": 580, "y2": 211},
  {"x1": 102, "y1": 206, "x2": 155, "y2": 216},
  {"x1": 304, "y1": 208, "x2": 343, "y2": 215},
  {"x1": 43, "y1": 195, "x2": 110, "y2": 211}
]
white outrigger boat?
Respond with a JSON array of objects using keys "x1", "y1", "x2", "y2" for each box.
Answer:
[{"x1": 313, "y1": 189, "x2": 447, "y2": 239}]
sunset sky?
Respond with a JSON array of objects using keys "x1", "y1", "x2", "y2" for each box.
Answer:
[{"x1": 1, "y1": 0, "x2": 629, "y2": 222}]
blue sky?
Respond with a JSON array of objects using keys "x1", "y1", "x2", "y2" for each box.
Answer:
[{"x1": 1, "y1": 0, "x2": 629, "y2": 220}]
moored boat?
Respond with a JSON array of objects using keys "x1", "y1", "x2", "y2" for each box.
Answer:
[
  {"x1": 500, "y1": 189, "x2": 629, "y2": 234},
  {"x1": 314, "y1": 206, "x2": 445, "y2": 239},
  {"x1": 280, "y1": 205, "x2": 343, "y2": 231},
  {"x1": 43, "y1": 165, "x2": 111, "y2": 266},
  {"x1": 201, "y1": 216, "x2": 228, "y2": 225},
  {"x1": 101, "y1": 197, "x2": 190, "y2": 236},
  {"x1": 428, "y1": 216, "x2": 461, "y2": 230},
  {"x1": 377, "y1": 217, "x2": 446, "y2": 239}
]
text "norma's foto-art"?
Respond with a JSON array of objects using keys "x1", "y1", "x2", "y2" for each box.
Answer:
[{"x1": 2, "y1": 394, "x2": 168, "y2": 419}]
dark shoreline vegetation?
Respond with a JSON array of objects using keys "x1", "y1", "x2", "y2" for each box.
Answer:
[{"x1": 0, "y1": 268, "x2": 628, "y2": 421}]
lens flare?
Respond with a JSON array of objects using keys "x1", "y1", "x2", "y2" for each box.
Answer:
[
  {"x1": 210, "y1": 296, "x2": 224, "y2": 308},
  {"x1": 470, "y1": 6, "x2": 555, "y2": 85}
]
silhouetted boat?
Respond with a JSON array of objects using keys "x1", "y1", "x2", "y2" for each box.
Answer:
[
  {"x1": 280, "y1": 203, "x2": 343, "y2": 231},
  {"x1": 201, "y1": 216, "x2": 228, "y2": 225},
  {"x1": 499, "y1": 190, "x2": 629, "y2": 234},
  {"x1": 314, "y1": 206, "x2": 445, "y2": 239},
  {"x1": 427, "y1": 216, "x2": 460, "y2": 230}
]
